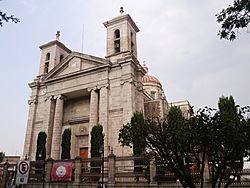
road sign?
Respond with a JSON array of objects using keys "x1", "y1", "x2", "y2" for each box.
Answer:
[{"x1": 15, "y1": 160, "x2": 30, "y2": 184}]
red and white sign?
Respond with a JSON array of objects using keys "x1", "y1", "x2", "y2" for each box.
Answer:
[
  {"x1": 16, "y1": 160, "x2": 30, "y2": 184},
  {"x1": 52, "y1": 162, "x2": 72, "y2": 181}
]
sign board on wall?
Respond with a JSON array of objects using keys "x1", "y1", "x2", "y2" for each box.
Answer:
[
  {"x1": 15, "y1": 160, "x2": 30, "y2": 184},
  {"x1": 51, "y1": 162, "x2": 72, "y2": 181}
]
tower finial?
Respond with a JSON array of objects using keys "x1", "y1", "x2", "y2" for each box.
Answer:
[
  {"x1": 120, "y1": 7, "x2": 124, "y2": 16},
  {"x1": 56, "y1": 30, "x2": 60, "y2": 41}
]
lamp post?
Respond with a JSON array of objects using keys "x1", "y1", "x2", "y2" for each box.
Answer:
[
  {"x1": 38, "y1": 153, "x2": 45, "y2": 188},
  {"x1": 99, "y1": 144, "x2": 104, "y2": 187}
]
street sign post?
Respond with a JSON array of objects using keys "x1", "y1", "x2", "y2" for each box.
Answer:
[{"x1": 15, "y1": 160, "x2": 30, "y2": 184}]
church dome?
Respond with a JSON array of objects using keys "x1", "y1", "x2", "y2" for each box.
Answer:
[
  {"x1": 142, "y1": 75, "x2": 161, "y2": 85},
  {"x1": 142, "y1": 63, "x2": 161, "y2": 85}
]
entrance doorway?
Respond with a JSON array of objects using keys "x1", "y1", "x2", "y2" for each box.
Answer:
[
  {"x1": 80, "y1": 148, "x2": 88, "y2": 159},
  {"x1": 80, "y1": 148, "x2": 88, "y2": 172}
]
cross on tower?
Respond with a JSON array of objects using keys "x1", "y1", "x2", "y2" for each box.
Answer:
[{"x1": 56, "y1": 31, "x2": 60, "y2": 40}]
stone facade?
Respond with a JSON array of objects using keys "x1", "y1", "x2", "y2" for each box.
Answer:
[{"x1": 23, "y1": 9, "x2": 191, "y2": 161}]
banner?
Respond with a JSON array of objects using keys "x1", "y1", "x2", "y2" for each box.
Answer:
[{"x1": 51, "y1": 162, "x2": 72, "y2": 181}]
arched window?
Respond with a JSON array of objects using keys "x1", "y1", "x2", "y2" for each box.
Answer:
[
  {"x1": 60, "y1": 54, "x2": 64, "y2": 62},
  {"x1": 61, "y1": 129, "x2": 71, "y2": 160},
  {"x1": 131, "y1": 32, "x2": 134, "y2": 53},
  {"x1": 114, "y1": 29, "x2": 120, "y2": 53},
  {"x1": 44, "y1": 53, "x2": 50, "y2": 74},
  {"x1": 115, "y1": 29, "x2": 120, "y2": 39},
  {"x1": 35, "y1": 132, "x2": 47, "y2": 161},
  {"x1": 45, "y1": 53, "x2": 50, "y2": 61}
]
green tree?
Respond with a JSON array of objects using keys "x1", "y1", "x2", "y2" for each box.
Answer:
[
  {"x1": 145, "y1": 107, "x2": 197, "y2": 187},
  {"x1": 35, "y1": 132, "x2": 47, "y2": 161},
  {"x1": 119, "y1": 112, "x2": 148, "y2": 173},
  {"x1": 119, "y1": 97, "x2": 250, "y2": 188},
  {"x1": 118, "y1": 112, "x2": 146, "y2": 155},
  {"x1": 61, "y1": 129, "x2": 71, "y2": 160},
  {"x1": 0, "y1": 0, "x2": 20, "y2": 27},
  {"x1": 216, "y1": 0, "x2": 250, "y2": 40},
  {"x1": 207, "y1": 96, "x2": 250, "y2": 188},
  {"x1": 90, "y1": 124, "x2": 104, "y2": 173}
]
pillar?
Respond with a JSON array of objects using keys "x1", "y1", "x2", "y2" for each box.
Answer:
[
  {"x1": 23, "y1": 98, "x2": 38, "y2": 159},
  {"x1": 51, "y1": 95, "x2": 64, "y2": 160},
  {"x1": 150, "y1": 159, "x2": 157, "y2": 185},
  {"x1": 89, "y1": 89, "x2": 99, "y2": 126},
  {"x1": 46, "y1": 97, "x2": 56, "y2": 159},
  {"x1": 74, "y1": 156, "x2": 82, "y2": 183},
  {"x1": 99, "y1": 86, "x2": 109, "y2": 156},
  {"x1": 88, "y1": 89, "x2": 99, "y2": 158},
  {"x1": 108, "y1": 150, "x2": 116, "y2": 188},
  {"x1": 45, "y1": 158, "x2": 53, "y2": 183}
]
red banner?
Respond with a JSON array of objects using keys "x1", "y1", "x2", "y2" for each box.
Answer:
[{"x1": 51, "y1": 162, "x2": 72, "y2": 181}]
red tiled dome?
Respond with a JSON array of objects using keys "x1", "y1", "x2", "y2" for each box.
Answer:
[{"x1": 142, "y1": 75, "x2": 161, "y2": 84}]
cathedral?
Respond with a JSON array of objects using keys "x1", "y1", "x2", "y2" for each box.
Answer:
[{"x1": 23, "y1": 8, "x2": 191, "y2": 161}]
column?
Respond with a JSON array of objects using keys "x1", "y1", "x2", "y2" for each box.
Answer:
[
  {"x1": 23, "y1": 97, "x2": 38, "y2": 159},
  {"x1": 74, "y1": 156, "x2": 82, "y2": 183},
  {"x1": 88, "y1": 89, "x2": 99, "y2": 158},
  {"x1": 51, "y1": 95, "x2": 64, "y2": 160},
  {"x1": 99, "y1": 86, "x2": 109, "y2": 156},
  {"x1": 150, "y1": 159, "x2": 157, "y2": 185},
  {"x1": 108, "y1": 150, "x2": 116, "y2": 188},
  {"x1": 45, "y1": 158, "x2": 53, "y2": 183},
  {"x1": 89, "y1": 89, "x2": 99, "y2": 126},
  {"x1": 46, "y1": 97, "x2": 56, "y2": 159}
]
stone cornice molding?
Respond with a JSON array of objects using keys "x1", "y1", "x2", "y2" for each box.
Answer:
[
  {"x1": 52, "y1": 94, "x2": 67, "y2": 101},
  {"x1": 120, "y1": 78, "x2": 144, "y2": 92},
  {"x1": 43, "y1": 95, "x2": 56, "y2": 102},
  {"x1": 39, "y1": 40, "x2": 72, "y2": 53},
  {"x1": 28, "y1": 98, "x2": 38, "y2": 105},
  {"x1": 97, "y1": 84, "x2": 109, "y2": 90},
  {"x1": 120, "y1": 78, "x2": 133, "y2": 86},
  {"x1": 87, "y1": 86, "x2": 98, "y2": 92},
  {"x1": 103, "y1": 14, "x2": 140, "y2": 33},
  {"x1": 87, "y1": 83, "x2": 110, "y2": 92}
]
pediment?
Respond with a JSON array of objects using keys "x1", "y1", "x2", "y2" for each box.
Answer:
[{"x1": 44, "y1": 52, "x2": 110, "y2": 81}]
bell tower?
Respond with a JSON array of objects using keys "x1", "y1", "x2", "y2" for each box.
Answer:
[
  {"x1": 38, "y1": 31, "x2": 71, "y2": 77},
  {"x1": 103, "y1": 7, "x2": 139, "y2": 62}
]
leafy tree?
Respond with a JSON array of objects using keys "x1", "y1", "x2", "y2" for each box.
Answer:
[
  {"x1": 119, "y1": 112, "x2": 148, "y2": 173},
  {"x1": 145, "y1": 107, "x2": 197, "y2": 187},
  {"x1": 35, "y1": 132, "x2": 47, "y2": 161},
  {"x1": 90, "y1": 124, "x2": 104, "y2": 173},
  {"x1": 118, "y1": 112, "x2": 146, "y2": 155},
  {"x1": 0, "y1": 0, "x2": 20, "y2": 27},
  {"x1": 216, "y1": 0, "x2": 250, "y2": 40},
  {"x1": 119, "y1": 96, "x2": 250, "y2": 188},
  {"x1": 61, "y1": 129, "x2": 71, "y2": 160},
  {"x1": 207, "y1": 96, "x2": 250, "y2": 188}
]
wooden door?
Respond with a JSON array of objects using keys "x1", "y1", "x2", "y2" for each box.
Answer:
[{"x1": 80, "y1": 148, "x2": 88, "y2": 159}]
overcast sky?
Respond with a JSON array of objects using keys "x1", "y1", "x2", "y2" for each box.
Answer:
[{"x1": 0, "y1": 0, "x2": 249, "y2": 156}]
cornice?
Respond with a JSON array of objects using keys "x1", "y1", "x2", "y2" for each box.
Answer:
[{"x1": 103, "y1": 14, "x2": 139, "y2": 33}]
